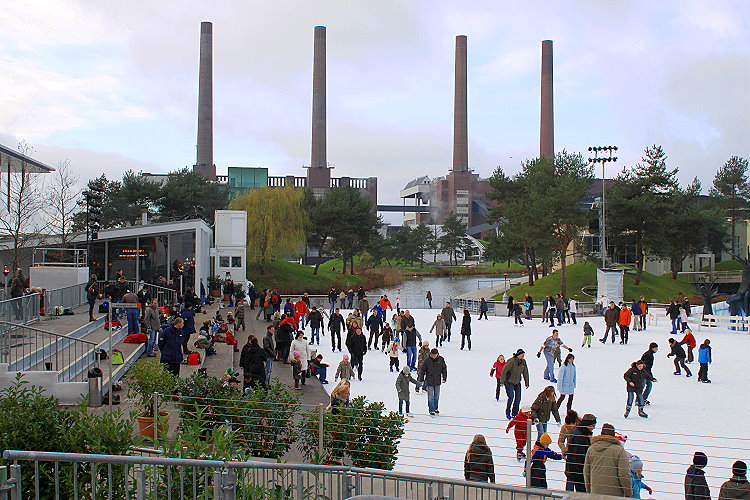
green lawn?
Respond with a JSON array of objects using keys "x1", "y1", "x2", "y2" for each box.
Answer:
[
  {"x1": 249, "y1": 260, "x2": 363, "y2": 294},
  {"x1": 702, "y1": 259, "x2": 742, "y2": 271},
  {"x1": 494, "y1": 261, "x2": 695, "y2": 303}
]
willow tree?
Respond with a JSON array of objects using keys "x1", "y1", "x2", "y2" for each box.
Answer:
[{"x1": 230, "y1": 186, "x2": 308, "y2": 273}]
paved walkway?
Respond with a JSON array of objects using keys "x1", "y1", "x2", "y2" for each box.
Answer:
[{"x1": 456, "y1": 276, "x2": 527, "y2": 299}]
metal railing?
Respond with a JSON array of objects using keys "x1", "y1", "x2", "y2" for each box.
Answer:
[
  {"x1": 44, "y1": 283, "x2": 88, "y2": 313},
  {"x1": 265, "y1": 294, "x2": 460, "y2": 312},
  {"x1": 0, "y1": 321, "x2": 98, "y2": 382},
  {"x1": 1, "y1": 450, "x2": 569, "y2": 500},
  {"x1": 0, "y1": 293, "x2": 41, "y2": 325},
  {"x1": 97, "y1": 280, "x2": 178, "y2": 306},
  {"x1": 32, "y1": 247, "x2": 88, "y2": 267}
]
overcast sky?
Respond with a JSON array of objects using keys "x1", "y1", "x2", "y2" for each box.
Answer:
[{"x1": 1, "y1": 0, "x2": 748, "y2": 223}]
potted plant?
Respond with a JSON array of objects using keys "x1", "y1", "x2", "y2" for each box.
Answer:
[
  {"x1": 207, "y1": 275, "x2": 224, "y2": 298},
  {"x1": 127, "y1": 360, "x2": 177, "y2": 441}
]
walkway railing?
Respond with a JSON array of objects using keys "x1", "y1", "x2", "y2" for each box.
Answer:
[
  {"x1": 0, "y1": 321, "x2": 98, "y2": 382},
  {"x1": 0, "y1": 294, "x2": 40, "y2": 325},
  {"x1": 44, "y1": 282, "x2": 88, "y2": 313},
  {"x1": 96, "y1": 280, "x2": 178, "y2": 306},
  {"x1": 0, "y1": 450, "x2": 569, "y2": 500}
]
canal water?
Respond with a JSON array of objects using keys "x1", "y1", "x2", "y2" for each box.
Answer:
[{"x1": 367, "y1": 276, "x2": 502, "y2": 309}]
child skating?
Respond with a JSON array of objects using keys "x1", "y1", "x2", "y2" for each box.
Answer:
[
  {"x1": 698, "y1": 339, "x2": 712, "y2": 383},
  {"x1": 529, "y1": 433, "x2": 562, "y2": 489},
  {"x1": 582, "y1": 322, "x2": 593, "y2": 348},
  {"x1": 395, "y1": 365, "x2": 419, "y2": 417},
  {"x1": 506, "y1": 405, "x2": 533, "y2": 461},
  {"x1": 629, "y1": 455, "x2": 653, "y2": 498},
  {"x1": 490, "y1": 354, "x2": 507, "y2": 401},
  {"x1": 388, "y1": 337, "x2": 401, "y2": 372},
  {"x1": 335, "y1": 354, "x2": 355, "y2": 381}
]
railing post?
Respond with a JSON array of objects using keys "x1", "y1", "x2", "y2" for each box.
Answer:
[
  {"x1": 213, "y1": 470, "x2": 235, "y2": 500},
  {"x1": 317, "y1": 404, "x2": 324, "y2": 459},
  {"x1": 525, "y1": 418, "x2": 533, "y2": 488},
  {"x1": 135, "y1": 465, "x2": 146, "y2": 500},
  {"x1": 8, "y1": 465, "x2": 20, "y2": 500},
  {"x1": 153, "y1": 392, "x2": 160, "y2": 444}
]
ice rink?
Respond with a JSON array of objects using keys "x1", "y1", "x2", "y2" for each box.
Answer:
[{"x1": 324, "y1": 308, "x2": 749, "y2": 498}]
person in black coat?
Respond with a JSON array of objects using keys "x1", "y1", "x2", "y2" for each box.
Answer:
[
  {"x1": 239, "y1": 335, "x2": 269, "y2": 389},
  {"x1": 419, "y1": 349, "x2": 447, "y2": 415},
  {"x1": 640, "y1": 342, "x2": 659, "y2": 404},
  {"x1": 346, "y1": 328, "x2": 368, "y2": 381},
  {"x1": 460, "y1": 309, "x2": 472, "y2": 350},
  {"x1": 464, "y1": 434, "x2": 495, "y2": 483},
  {"x1": 159, "y1": 317, "x2": 184, "y2": 377},
  {"x1": 668, "y1": 338, "x2": 692, "y2": 376},
  {"x1": 328, "y1": 308, "x2": 345, "y2": 352},
  {"x1": 366, "y1": 312, "x2": 383, "y2": 349},
  {"x1": 685, "y1": 451, "x2": 711, "y2": 500},
  {"x1": 564, "y1": 413, "x2": 597, "y2": 492},
  {"x1": 623, "y1": 360, "x2": 651, "y2": 418},
  {"x1": 478, "y1": 298, "x2": 489, "y2": 320}
]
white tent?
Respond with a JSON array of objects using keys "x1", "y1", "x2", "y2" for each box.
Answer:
[{"x1": 597, "y1": 268, "x2": 624, "y2": 305}]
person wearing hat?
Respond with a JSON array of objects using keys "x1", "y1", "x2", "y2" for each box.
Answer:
[
  {"x1": 565, "y1": 413, "x2": 597, "y2": 492},
  {"x1": 583, "y1": 423, "x2": 632, "y2": 497},
  {"x1": 395, "y1": 365, "x2": 419, "y2": 417},
  {"x1": 506, "y1": 405, "x2": 533, "y2": 461},
  {"x1": 685, "y1": 451, "x2": 711, "y2": 500},
  {"x1": 629, "y1": 455, "x2": 653, "y2": 499},
  {"x1": 719, "y1": 460, "x2": 750, "y2": 499},
  {"x1": 529, "y1": 432, "x2": 562, "y2": 489},
  {"x1": 640, "y1": 342, "x2": 659, "y2": 405},
  {"x1": 501, "y1": 349, "x2": 530, "y2": 419},
  {"x1": 623, "y1": 359, "x2": 652, "y2": 418}
]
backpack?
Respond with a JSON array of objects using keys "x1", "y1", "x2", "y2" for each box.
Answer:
[
  {"x1": 124, "y1": 333, "x2": 149, "y2": 343},
  {"x1": 99, "y1": 302, "x2": 109, "y2": 313},
  {"x1": 95, "y1": 348, "x2": 108, "y2": 360},
  {"x1": 111, "y1": 349, "x2": 125, "y2": 365},
  {"x1": 187, "y1": 352, "x2": 201, "y2": 365}
]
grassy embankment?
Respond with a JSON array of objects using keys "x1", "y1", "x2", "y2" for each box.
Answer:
[{"x1": 494, "y1": 261, "x2": 696, "y2": 303}]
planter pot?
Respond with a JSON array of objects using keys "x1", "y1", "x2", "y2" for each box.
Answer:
[
  {"x1": 210, "y1": 289, "x2": 221, "y2": 297},
  {"x1": 136, "y1": 411, "x2": 170, "y2": 440}
]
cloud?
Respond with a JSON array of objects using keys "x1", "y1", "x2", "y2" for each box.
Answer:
[{"x1": 0, "y1": 0, "x2": 748, "y2": 218}]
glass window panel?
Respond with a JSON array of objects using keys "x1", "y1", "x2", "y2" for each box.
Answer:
[{"x1": 107, "y1": 239, "x2": 137, "y2": 282}]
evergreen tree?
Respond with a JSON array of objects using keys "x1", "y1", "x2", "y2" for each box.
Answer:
[
  {"x1": 709, "y1": 156, "x2": 750, "y2": 255},
  {"x1": 439, "y1": 213, "x2": 470, "y2": 265}
]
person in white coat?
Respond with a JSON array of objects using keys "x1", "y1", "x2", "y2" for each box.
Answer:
[
  {"x1": 568, "y1": 299, "x2": 578, "y2": 325},
  {"x1": 289, "y1": 331, "x2": 313, "y2": 385},
  {"x1": 556, "y1": 353, "x2": 576, "y2": 412}
]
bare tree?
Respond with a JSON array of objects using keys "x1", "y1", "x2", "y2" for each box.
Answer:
[
  {"x1": 45, "y1": 160, "x2": 81, "y2": 247},
  {"x1": 0, "y1": 142, "x2": 50, "y2": 270}
]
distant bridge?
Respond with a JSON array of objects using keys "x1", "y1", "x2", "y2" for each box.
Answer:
[{"x1": 376, "y1": 205, "x2": 431, "y2": 213}]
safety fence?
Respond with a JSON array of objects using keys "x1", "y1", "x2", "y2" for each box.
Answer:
[
  {"x1": 0, "y1": 450, "x2": 569, "y2": 500},
  {"x1": 0, "y1": 321, "x2": 98, "y2": 382},
  {"x1": 259, "y1": 295, "x2": 459, "y2": 313},
  {"x1": 44, "y1": 282, "x2": 88, "y2": 313},
  {"x1": 96, "y1": 280, "x2": 178, "y2": 307},
  {"x1": 123, "y1": 392, "x2": 746, "y2": 499},
  {"x1": 0, "y1": 293, "x2": 40, "y2": 325}
]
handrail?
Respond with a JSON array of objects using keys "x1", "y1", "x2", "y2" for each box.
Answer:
[{"x1": 0, "y1": 321, "x2": 97, "y2": 346}]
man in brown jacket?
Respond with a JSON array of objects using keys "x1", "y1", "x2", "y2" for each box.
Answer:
[
  {"x1": 583, "y1": 423, "x2": 632, "y2": 497},
  {"x1": 600, "y1": 302, "x2": 621, "y2": 344}
]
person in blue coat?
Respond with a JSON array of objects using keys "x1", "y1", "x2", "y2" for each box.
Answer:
[
  {"x1": 180, "y1": 305, "x2": 196, "y2": 356},
  {"x1": 557, "y1": 353, "x2": 576, "y2": 411},
  {"x1": 630, "y1": 299, "x2": 642, "y2": 331},
  {"x1": 698, "y1": 339, "x2": 712, "y2": 383},
  {"x1": 159, "y1": 317, "x2": 184, "y2": 376}
]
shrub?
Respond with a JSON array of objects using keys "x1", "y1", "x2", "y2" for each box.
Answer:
[
  {"x1": 298, "y1": 396, "x2": 406, "y2": 469},
  {"x1": 127, "y1": 359, "x2": 178, "y2": 417},
  {"x1": 174, "y1": 374, "x2": 301, "y2": 459}
]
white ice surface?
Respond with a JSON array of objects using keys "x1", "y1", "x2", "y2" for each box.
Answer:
[{"x1": 321, "y1": 310, "x2": 750, "y2": 498}]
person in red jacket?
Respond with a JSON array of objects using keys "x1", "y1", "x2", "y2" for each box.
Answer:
[
  {"x1": 379, "y1": 295, "x2": 393, "y2": 312},
  {"x1": 490, "y1": 354, "x2": 507, "y2": 401},
  {"x1": 293, "y1": 298, "x2": 309, "y2": 329},
  {"x1": 618, "y1": 305, "x2": 632, "y2": 345},
  {"x1": 679, "y1": 328, "x2": 697, "y2": 363},
  {"x1": 506, "y1": 406, "x2": 533, "y2": 461}
]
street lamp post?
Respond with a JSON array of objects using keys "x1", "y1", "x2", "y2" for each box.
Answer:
[
  {"x1": 3, "y1": 265, "x2": 9, "y2": 297},
  {"x1": 588, "y1": 146, "x2": 618, "y2": 268}
]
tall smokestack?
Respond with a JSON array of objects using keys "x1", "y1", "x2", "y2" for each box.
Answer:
[
  {"x1": 307, "y1": 25, "x2": 330, "y2": 189},
  {"x1": 452, "y1": 35, "x2": 468, "y2": 172},
  {"x1": 539, "y1": 40, "x2": 554, "y2": 160},
  {"x1": 195, "y1": 21, "x2": 216, "y2": 179}
]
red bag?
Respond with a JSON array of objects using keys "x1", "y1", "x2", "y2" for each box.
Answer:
[
  {"x1": 104, "y1": 320, "x2": 122, "y2": 330},
  {"x1": 124, "y1": 333, "x2": 149, "y2": 343},
  {"x1": 225, "y1": 331, "x2": 237, "y2": 347},
  {"x1": 187, "y1": 352, "x2": 201, "y2": 365}
]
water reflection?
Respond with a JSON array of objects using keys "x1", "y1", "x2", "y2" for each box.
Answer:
[{"x1": 367, "y1": 276, "x2": 500, "y2": 309}]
